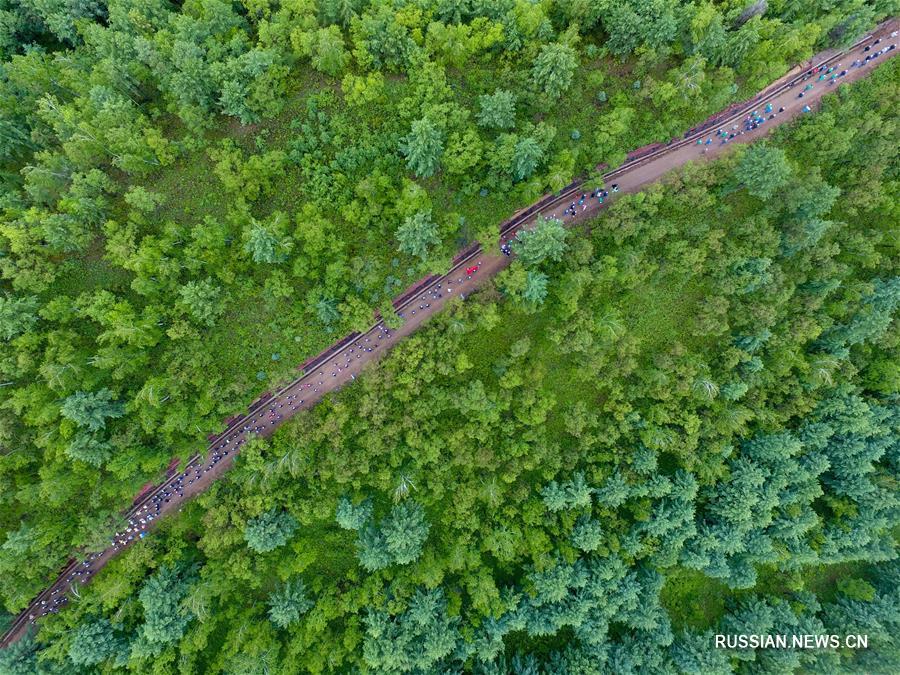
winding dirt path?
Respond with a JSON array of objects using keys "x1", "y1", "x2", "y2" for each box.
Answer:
[{"x1": 2, "y1": 18, "x2": 897, "y2": 649}]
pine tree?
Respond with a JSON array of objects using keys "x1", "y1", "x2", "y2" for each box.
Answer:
[
  {"x1": 244, "y1": 509, "x2": 298, "y2": 554},
  {"x1": 736, "y1": 142, "x2": 792, "y2": 200},
  {"x1": 513, "y1": 217, "x2": 567, "y2": 267},
  {"x1": 477, "y1": 89, "x2": 516, "y2": 129},
  {"x1": 571, "y1": 516, "x2": 603, "y2": 552},
  {"x1": 133, "y1": 566, "x2": 194, "y2": 658},
  {"x1": 243, "y1": 214, "x2": 292, "y2": 264},
  {"x1": 595, "y1": 471, "x2": 630, "y2": 508},
  {"x1": 0, "y1": 635, "x2": 38, "y2": 675},
  {"x1": 60, "y1": 388, "x2": 124, "y2": 432},
  {"x1": 400, "y1": 118, "x2": 443, "y2": 178},
  {"x1": 362, "y1": 588, "x2": 463, "y2": 672},
  {"x1": 531, "y1": 43, "x2": 577, "y2": 100},
  {"x1": 356, "y1": 523, "x2": 393, "y2": 571},
  {"x1": 268, "y1": 578, "x2": 313, "y2": 629},
  {"x1": 395, "y1": 211, "x2": 439, "y2": 260},
  {"x1": 68, "y1": 617, "x2": 124, "y2": 666},
  {"x1": 178, "y1": 278, "x2": 223, "y2": 327},
  {"x1": 381, "y1": 500, "x2": 430, "y2": 565},
  {"x1": 511, "y1": 136, "x2": 544, "y2": 181},
  {"x1": 0, "y1": 294, "x2": 38, "y2": 341},
  {"x1": 336, "y1": 496, "x2": 373, "y2": 531}
]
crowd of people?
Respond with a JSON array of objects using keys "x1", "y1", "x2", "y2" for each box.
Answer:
[{"x1": 556, "y1": 185, "x2": 618, "y2": 221}]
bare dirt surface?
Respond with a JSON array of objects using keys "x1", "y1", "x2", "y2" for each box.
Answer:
[{"x1": 3, "y1": 18, "x2": 897, "y2": 649}]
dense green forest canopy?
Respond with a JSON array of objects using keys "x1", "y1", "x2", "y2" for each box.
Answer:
[
  {"x1": 5, "y1": 53, "x2": 899, "y2": 675},
  {"x1": 0, "y1": 0, "x2": 898, "y2": 673}
]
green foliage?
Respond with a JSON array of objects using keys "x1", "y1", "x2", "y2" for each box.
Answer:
[
  {"x1": 541, "y1": 472, "x2": 592, "y2": 512},
  {"x1": 244, "y1": 509, "x2": 298, "y2": 554},
  {"x1": 356, "y1": 501, "x2": 430, "y2": 571},
  {"x1": 395, "y1": 211, "x2": 439, "y2": 260},
  {"x1": 68, "y1": 617, "x2": 124, "y2": 666},
  {"x1": 293, "y1": 26, "x2": 349, "y2": 77},
  {"x1": 0, "y1": 635, "x2": 38, "y2": 675},
  {"x1": 336, "y1": 496, "x2": 373, "y2": 531},
  {"x1": 0, "y1": 1, "x2": 897, "y2": 671},
  {"x1": 400, "y1": 118, "x2": 444, "y2": 178},
  {"x1": 571, "y1": 516, "x2": 604, "y2": 552},
  {"x1": 523, "y1": 270, "x2": 549, "y2": 307},
  {"x1": 268, "y1": 578, "x2": 313, "y2": 629},
  {"x1": 512, "y1": 216, "x2": 568, "y2": 267},
  {"x1": 362, "y1": 588, "x2": 462, "y2": 673},
  {"x1": 177, "y1": 278, "x2": 224, "y2": 328},
  {"x1": 132, "y1": 566, "x2": 194, "y2": 658},
  {"x1": 59, "y1": 389, "x2": 124, "y2": 433},
  {"x1": 602, "y1": 0, "x2": 679, "y2": 56},
  {"x1": 0, "y1": 294, "x2": 39, "y2": 341},
  {"x1": 477, "y1": 89, "x2": 516, "y2": 129},
  {"x1": 243, "y1": 213, "x2": 293, "y2": 264},
  {"x1": 511, "y1": 136, "x2": 545, "y2": 181},
  {"x1": 531, "y1": 42, "x2": 578, "y2": 100},
  {"x1": 737, "y1": 142, "x2": 793, "y2": 200},
  {"x1": 837, "y1": 578, "x2": 876, "y2": 602}
]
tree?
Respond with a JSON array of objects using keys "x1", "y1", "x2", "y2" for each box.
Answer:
[
  {"x1": 133, "y1": 566, "x2": 194, "y2": 658},
  {"x1": 602, "y1": 0, "x2": 678, "y2": 56},
  {"x1": 819, "y1": 277, "x2": 900, "y2": 354},
  {"x1": 395, "y1": 211, "x2": 439, "y2": 260},
  {"x1": 737, "y1": 142, "x2": 792, "y2": 200},
  {"x1": 60, "y1": 389, "x2": 124, "y2": 432},
  {"x1": 336, "y1": 496, "x2": 373, "y2": 530},
  {"x1": 837, "y1": 578, "x2": 876, "y2": 602},
  {"x1": 293, "y1": 26, "x2": 349, "y2": 77},
  {"x1": 362, "y1": 588, "x2": 463, "y2": 672},
  {"x1": 244, "y1": 509, "x2": 298, "y2": 553},
  {"x1": 541, "y1": 472, "x2": 593, "y2": 512},
  {"x1": 477, "y1": 89, "x2": 516, "y2": 129},
  {"x1": 353, "y1": 5, "x2": 417, "y2": 71},
  {"x1": 523, "y1": 271, "x2": 549, "y2": 306},
  {"x1": 123, "y1": 185, "x2": 164, "y2": 215},
  {"x1": 512, "y1": 217, "x2": 567, "y2": 267},
  {"x1": 320, "y1": 0, "x2": 358, "y2": 27},
  {"x1": 571, "y1": 516, "x2": 604, "y2": 552},
  {"x1": 268, "y1": 578, "x2": 313, "y2": 629},
  {"x1": 400, "y1": 118, "x2": 443, "y2": 178},
  {"x1": 355, "y1": 501, "x2": 430, "y2": 570},
  {"x1": 669, "y1": 629, "x2": 732, "y2": 675},
  {"x1": 531, "y1": 43, "x2": 577, "y2": 100},
  {"x1": 381, "y1": 500, "x2": 430, "y2": 565},
  {"x1": 243, "y1": 213, "x2": 293, "y2": 264},
  {"x1": 356, "y1": 523, "x2": 393, "y2": 571},
  {"x1": 511, "y1": 136, "x2": 544, "y2": 181},
  {"x1": 0, "y1": 634, "x2": 38, "y2": 675},
  {"x1": 729, "y1": 257, "x2": 773, "y2": 295},
  {"x1": 66, "y1": 431, "x2": 113, "y2": 467},
  {"x1": 0, "y1": 294, "x2": 38, "y2": 341},
  {"x1": 339, "y1": 295, "x2": 374, "y2": 332},
  {"x1": 178, "y1": 279, "x2": 223, "y2": 327},
  {"x1": 213, "y1": 48, "x2": 289, "y2": 124},
  {"x1": 69, "y1": 617, "x2": 124, "y2": 666},
  {"x1": 595, "y1": 471, "x2": 630, "y2": 508},
  {"x1": 24, "y1": 0, "x2": 105, "y2": 44},
  {"x1": 342, "y1": 71, "x2": 386, "y2": 107}
]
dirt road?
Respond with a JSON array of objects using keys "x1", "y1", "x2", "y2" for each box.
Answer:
[{"x1": 2, "y1": 18, "x2": 896, "y2": 649}]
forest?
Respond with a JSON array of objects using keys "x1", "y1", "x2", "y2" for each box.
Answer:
[{"x1": 0, "y1": 0, "x2": 898, "y2": 673}]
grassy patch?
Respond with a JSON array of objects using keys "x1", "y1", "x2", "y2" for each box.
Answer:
[
  {"x1": 660, "y1": 567, "x2": 730, "y2": 630},
  {"x1": 53, "y1": 239, "x2": 133, "y2": 295},
  {"x1": 622, "y1": 274, "x2": 709, "y2": 355}
]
